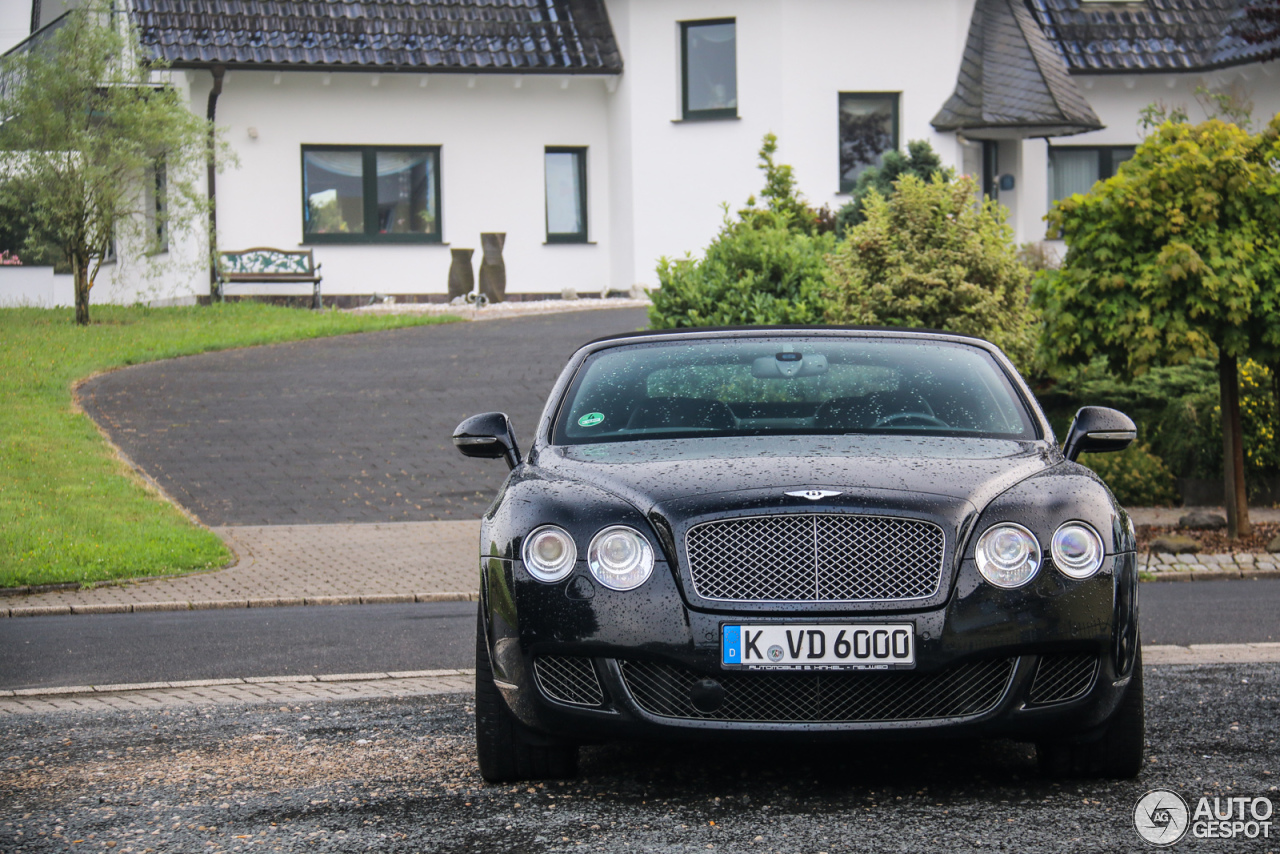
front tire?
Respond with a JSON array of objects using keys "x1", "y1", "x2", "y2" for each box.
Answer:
[
  {"x1": 475, "y1": 612, "x2": 578, "y2": 783},
  {"x1": 1037, "y1": 648, "x2": 1144, "y2": 779}
]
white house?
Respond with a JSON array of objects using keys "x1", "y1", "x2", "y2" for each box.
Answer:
[{"x1": 2, "y1": 0, "x2": 1278, "y2": 307}]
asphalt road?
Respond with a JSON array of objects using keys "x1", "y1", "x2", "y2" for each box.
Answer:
[
  {"x1": 2, "y1": 579, "x2": 1277, "y2": 692},
  {"x1": 0, "y1": 602, "x2": 475, "y2": 691},
  {"x1": 78, "y1": 308, "x2": 650, "y2": 525},
  {"x1": 2, "y1": 663, "x2": 1277, "y2": 853}
]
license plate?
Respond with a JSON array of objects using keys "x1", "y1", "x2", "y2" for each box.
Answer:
[{"x1": 721, "y1": 624, "x2": 915, "y2": 670}]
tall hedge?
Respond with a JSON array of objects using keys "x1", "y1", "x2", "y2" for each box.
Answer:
[{"x1": 822, "y1": 174, "x2": 1037, "y2": 369}]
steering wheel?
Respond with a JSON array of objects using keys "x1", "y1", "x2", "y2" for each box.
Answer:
[{"x1": 873, "y1": 412, "x2": 950, "y2": 428}]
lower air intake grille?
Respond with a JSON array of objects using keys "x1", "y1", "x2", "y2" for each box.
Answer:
[
  {"x1": 533, "y1": 656, "x2": 605, "y2": 707},
  {"x1": 1028, "y1": 653, "x2": 1098, "y2": 705},
  {"x1": 619, "y1": 659, "x2": 1013, "y2": 723}
]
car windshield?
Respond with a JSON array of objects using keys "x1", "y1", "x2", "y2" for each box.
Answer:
[{"x1": 553, "y1": 336, "x2": 1039, "y2": 444}]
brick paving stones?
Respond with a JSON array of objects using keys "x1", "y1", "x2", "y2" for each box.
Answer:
[{"x1": 4, "y1": 520, "x2": 481, "y2": 614}]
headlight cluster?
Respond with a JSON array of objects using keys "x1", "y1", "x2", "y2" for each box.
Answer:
[
  {"x1": 975, "y1": 521, "x2": 1104, "y2": 588},
  {"x1": 521, "y1": 526, "x2": 577, "y2": 582},
  {"x1": 520, "y1": 525, "x2": 654, "y2": 590}
]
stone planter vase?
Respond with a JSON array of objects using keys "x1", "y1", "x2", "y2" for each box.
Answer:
[
  {"x1": 447, "y1": 248, "x2": 474, "y2": 301},
  {"x1": 478, "y1": 232, "x2": 506, "y2": 304}
]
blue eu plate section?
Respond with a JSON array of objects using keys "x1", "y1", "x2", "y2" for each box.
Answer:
[{"x1": 722, "y1": 625, "x2": 743, "y2": 665}]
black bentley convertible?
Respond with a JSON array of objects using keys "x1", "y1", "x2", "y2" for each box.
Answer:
[{"x1": 454, "y1": 327, "x2": 1142, "y2": 782}]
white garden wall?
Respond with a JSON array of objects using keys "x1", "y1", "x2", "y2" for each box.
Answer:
[{"x1": 0, "y1": 266, "x2": 74, "y2": 308}]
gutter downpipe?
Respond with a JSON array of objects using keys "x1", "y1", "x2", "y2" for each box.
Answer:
[{"x1": 206, "y1": 65, "x2": 225, "y2": 300}]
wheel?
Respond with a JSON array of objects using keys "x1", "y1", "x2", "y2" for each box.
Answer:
[
  {"x1": 474, "y1": 612, "x2": 578, "y2": 783},
  {"x1": 1036, "y1": 648, "x2": 1144, "y2": 779}
]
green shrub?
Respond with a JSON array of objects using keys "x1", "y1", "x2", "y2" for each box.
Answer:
[
  {"x1": 1079, "y1": 444, "x2": 1178, "y2": 507},
  {"x1": 648, "y1": 135, "x2": 836, "y2": 329},
  {"x1": 835, "y1": 140, "x2": 953, "y2": 234},
  {"x1": 823, "y1": 173, "x2": 1037, "y2": 370},
  {"x1": 649, "y1": 212, "x2": 834, "y2": 328}
]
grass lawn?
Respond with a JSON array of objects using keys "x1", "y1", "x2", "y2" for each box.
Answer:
[{"x1": 0, "y1": 303, "x2": 460, "y2": 589}]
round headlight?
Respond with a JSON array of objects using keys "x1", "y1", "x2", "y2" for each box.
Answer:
[
  {"x1": 1051, "y1": 522, "x2": 1105, "y2": 579},
  {"x1": 522, "y1": 525, "x2": 577, "y2": 582},
  {"x1": 975, "y1": 523, "x2": 1042, "y2": 588},
  {"x1": 587, "y1": 526, "x2": 654, "y2": 591}
]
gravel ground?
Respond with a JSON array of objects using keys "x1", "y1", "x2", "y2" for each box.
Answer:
[{"x1": 2, "y1": 664, "x2": 1277, "y2": 853}]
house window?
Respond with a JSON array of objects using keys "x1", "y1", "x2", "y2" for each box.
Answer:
[
  {"x1": 839, "y1": 93, "x2": 899, "y2": 192},
  {"x1": 147, "y1": 158, "x2": 168, "y2": 253},
  {"x1": 1047, "y1": 146, "x2": 1135, "y2": 207},
  {"x1": 681, "y1": 19, "x2": 737, "y2": 120},
  {"x1": 545, "y1": 147, "x2": 587, "y2": 243},
  {"x1": 301, "y1": 145, "x2": 441, "y2": 244}
]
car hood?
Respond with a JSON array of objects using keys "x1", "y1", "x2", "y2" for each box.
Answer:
[{"x1": 534, "y1": 435, "x2": 1057, "y2": 518}]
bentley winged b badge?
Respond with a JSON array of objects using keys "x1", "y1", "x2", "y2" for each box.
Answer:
[{"x1": 785, "y1": 489, "x2": 843, "y2": 501}]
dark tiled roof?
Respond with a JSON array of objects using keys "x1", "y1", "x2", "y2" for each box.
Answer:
[
  {"x1": 1028, "y1": 0, "x2": 1280, "y2": 73},
  {"x1": 132, "y1": 0, "x2": 622, "y2": 74},
  {"x1": 933, "y1": 0, "x2": 1103, "y2": 138}
]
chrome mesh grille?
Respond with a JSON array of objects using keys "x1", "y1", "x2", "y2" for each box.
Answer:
[
  {"x1": 619, "y1": 659, "x2": 1013, "y2": 723},
  {"x1": 533, "y1": 656, "x2": 605, "y2": 707},
  {"x1": 685, "y1": 514, "x2": 945, "y2": 602},
  {"x1": 1028, "y1": 653, "x2": 1098, "y2": 706}
]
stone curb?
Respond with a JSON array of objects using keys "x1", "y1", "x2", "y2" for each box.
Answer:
[
  {"x1": 1143, "y1": 643, "x2": 1280, "y2": 665},
  {"x1": 2, "y1": 591, "x2": 478, "y2": 618},
  {"x1": 1142, "y1": 569, "x2": 1280, "y2": 582},
  {"x1": 1, "y1": 668, "x2": 476, "y2": 699}
]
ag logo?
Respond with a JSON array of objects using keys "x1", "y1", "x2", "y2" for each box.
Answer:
[{"x1": 1134, "y1": 789, "x2": 1189, "y2": 846}]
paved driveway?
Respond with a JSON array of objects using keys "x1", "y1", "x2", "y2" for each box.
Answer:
[{"x1": 80, "y1": 308, "x2": 648, "y2": 526}]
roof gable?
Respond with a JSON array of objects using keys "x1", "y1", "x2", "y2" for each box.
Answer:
[{"x1": 933, "y1": 0, "x2": 1103, "y2": 139}]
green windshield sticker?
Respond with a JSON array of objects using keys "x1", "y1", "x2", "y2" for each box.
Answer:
[{"x1": 578, "y1": 412, "x2": 605, "y2": 427}]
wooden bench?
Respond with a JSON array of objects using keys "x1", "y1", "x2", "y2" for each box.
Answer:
[{"x1": 216, "y1": 247, "x2": 322, "y2": 310}]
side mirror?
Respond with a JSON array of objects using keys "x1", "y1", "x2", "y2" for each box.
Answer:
[
  {"x1": 1062, "y1": 406, "x2": 1136, "y2": 463},
  {"x1": 453, "y1": 412, "x2": 522, "y2": 470}
]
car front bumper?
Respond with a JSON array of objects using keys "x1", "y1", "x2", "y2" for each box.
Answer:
[{"x1": 480, "y1": 551, "x2": 1139, "y2": 745}]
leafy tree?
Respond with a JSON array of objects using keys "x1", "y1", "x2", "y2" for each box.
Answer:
[
  {"x1": 1032, "y1": 116, "x2": 1280, "y2": 536},
  {"x1": 835, "y1": 140, "x2": 953, "y2": 233},
  {"x1": 648, "y1": 135, "x2": 836, "y2": 329},
  {"x1": 0, "y1": 3, "x2": 214, "y2": 325},
  {"x1": 823, "y1": 173, "x2": 1037, "y2": 369}
]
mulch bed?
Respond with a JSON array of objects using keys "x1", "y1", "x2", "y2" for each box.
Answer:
[{"x1": 1135, "y1": 521, "x2": 1280, "y2": 554}]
